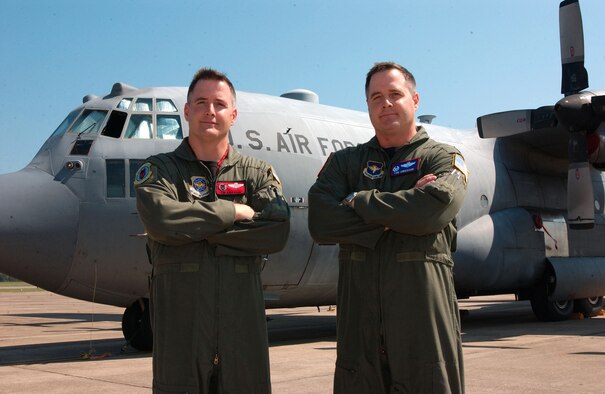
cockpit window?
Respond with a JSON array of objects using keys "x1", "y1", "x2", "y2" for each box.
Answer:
[
  {"x1": 69, "y1": 109, "x2": 107, "y2": 135},
  {"x1": 133, "y1": 98, "x2": 152, "y2": 111},
  {"x1": 124, "y1": 114, "x2": 153, "y2": 139},
  {"x1": 92, "y1": 97, "x2": 183, "y2": 140},
  {"x1": 157, "y1": 115, "x2": 182, "y2": 139},
  {"x1": 102, "y1": 110, "x2": 128, "y2": 138},
  {"x1": 117, "y1": 98, "x2": 133, "y2": 110},
  {"x1": 51, "y1": 108, "x2": 81, "y2": 138},
  {"x1": 157, "y1": 99, "x2": 178, "y2": 112}
]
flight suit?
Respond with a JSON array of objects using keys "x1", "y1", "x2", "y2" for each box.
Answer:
[
  {"x1": 308, "y1": 127, "x2": 467, "y2": 393},
  {"x1": 135, "y1": 138, "x2": 290, "y2": 394}
]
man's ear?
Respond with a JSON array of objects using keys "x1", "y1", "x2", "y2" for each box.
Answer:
[
  {"x1": 413, "y1": 92, "x2": 420, "y2": 110},
  {"x1": 231, "y1": 108, "x2": 238, "y2": 125}
]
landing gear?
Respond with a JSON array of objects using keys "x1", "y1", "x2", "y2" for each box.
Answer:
[
  {"x1": 530, "y1": 280, "x2": 574, "y2": 321},
  {"x1": 122, "y1": 298, "x2": 153, "y2": 351},
  {"x1": 573, "y1": 296, "x2": 604, "y2": 318}
]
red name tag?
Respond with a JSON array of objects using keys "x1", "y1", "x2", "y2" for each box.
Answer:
[{"x1": 216, "y1": 181, "x2": 246, "y2": 195}]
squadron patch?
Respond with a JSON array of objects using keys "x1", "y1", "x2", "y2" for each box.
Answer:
[
  {"x1": 134, "y1": 162, "x2": 153, "y2": 185},
  {"x1": 216, "y1": 181, "x2": 246, "y2": 195},
  {"x1": 363, "y1": 160, "x2": 385, "y2": 180},
  {"x1": 190, "y1": 176, "x2": 210, "y2": 198},
  {"x1": 269, "y1": 166, "x2": 281, "y2": 185},
  {"x1": 452, "y1": 154, "x2": 469, "y2": 183},
  {"x1": 391, "y1": 158, "x2": 421, "y2": 176}
]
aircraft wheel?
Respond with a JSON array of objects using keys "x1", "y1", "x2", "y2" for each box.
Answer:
[
  {"x1": 122, "y1": 298, "x2": 153, "y2": 351},
  {"x1": 530, "y1": 282, "x2": 574, "y2": 322},
  {"x1": 573, "y1": 296, "x2": 604, "y2": 318}
]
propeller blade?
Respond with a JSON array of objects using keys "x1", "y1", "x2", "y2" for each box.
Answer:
[
  {"x1": 567, "y1": 131, "x2": 594, "y2": 229},
  {"x1": 477, "y1": 107, "x2": 557, "y2": 138},
  {"x1": 560, "y1": 0, "x2": 588, "y2": 95}
]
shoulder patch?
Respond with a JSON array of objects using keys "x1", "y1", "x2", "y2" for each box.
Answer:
[
  {"x1": 452, "y1": 153, "x2": 468, "y2": 183},
  {"x1": 268, "y1": 165, "x2": 281, "y2": 185},
  {"x1": 134, "y1": 162, "x2": 154, "y2": 186}
]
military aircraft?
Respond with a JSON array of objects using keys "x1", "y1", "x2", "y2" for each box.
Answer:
[{"x1": 0, "y1": 0, "x2": 604, "y2": 351}]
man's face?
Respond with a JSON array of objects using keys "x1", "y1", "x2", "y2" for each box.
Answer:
[
  {"x1": 366, "y1": 69, "x2": 419, "y2": 139},
  {"x1": 184, "y1": 79, "x2": 237, "y2": 144}
]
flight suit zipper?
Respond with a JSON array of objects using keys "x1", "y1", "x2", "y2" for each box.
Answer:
[
  {"x1": 197, "y1": 158, "x2": 224, "y2": 372},
  {"x1": 210, "y1": 162, "x2": 229, "y2": 371}
]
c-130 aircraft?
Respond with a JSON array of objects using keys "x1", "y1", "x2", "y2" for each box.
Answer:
[{"x1": 1, "y1": 0, "x2": 604, "y2": 351}]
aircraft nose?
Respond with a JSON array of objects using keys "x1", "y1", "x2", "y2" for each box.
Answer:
[{"x1": 0, "y1": 167, "x2": 78, "y2": 291}]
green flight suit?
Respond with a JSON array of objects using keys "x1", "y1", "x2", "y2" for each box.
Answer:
[
  {"x1": 135, "y1": 138, "x2": 290, "y2": 394},
  {"x1": 308, "y1": 127, "x2": 467, "y2": 393}
]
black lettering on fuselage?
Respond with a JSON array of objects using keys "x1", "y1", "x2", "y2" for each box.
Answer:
[
  {"x1": 316, "y1": 137, "x2": 354, "y2": 156},
  {"x1": 331, "y1": 139, "x2": 344, "y2": 152},
  {"x1": 317, "y1": 137, "x2": 329, "y2": 156},
  {"x1": 276, "y1": 133, "x2": 290, "y2": 153},
  {"x1": 287, "y1": 134, "x2": 298, "y2": 154},
  {"x1": 294, "y1": 134, "x2": 312, "y2": 155},
  {"x1": 244, "y1": 129, "x2": 354, "y2": 157},
  {"x1": 246, "y1": 130, "x2": 263, "y2": 150}
]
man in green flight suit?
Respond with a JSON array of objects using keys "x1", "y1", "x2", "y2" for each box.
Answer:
[
  {"x1": 135, "y1": 68, "x2": 290, "y2": 393},
  {"x1": 308, "y1": 62, "x2": 468, "y2": 393}
]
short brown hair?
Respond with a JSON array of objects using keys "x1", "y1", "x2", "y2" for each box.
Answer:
[
  {"x1": 187, "y1": 68, "x2": 236, "y2": 102},
  {"x1": 365, "y1": 62, "x2": 416, "y2": 97}
]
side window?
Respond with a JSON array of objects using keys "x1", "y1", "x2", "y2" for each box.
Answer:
[
  {"x1": 106, "y1": 159, "x2": 125, "y2": 198},
  {"x1": 129, "y1": 159, "x2": 144, "y2": 197},
  {"x1": 157, "y1": 115, "x2": 183, "y2": 139},
  {"x1": 70, "y1": 110, "x2": 107, "y2": 135},
  {"x1": 124, "y1": 114, "x2": 153, "y2": 139},
  {"x1": 102, "y1": 110, "x2": 128, "y2": 138},
  {"x1": 51, "y1": 109, "x2": 81, "y2": 138},
  {"x1": 70, "y1": 140, "x2": 94, "y2": 155}
]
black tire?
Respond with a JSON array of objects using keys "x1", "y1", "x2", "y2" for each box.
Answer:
[
  {"x1": 573, "y1": 296, "x2": 604, "y2": 318},
  {"x1": 122, "y1": 298, "x2": 153, "y2": 351},
  {"x1": 530, "y1": 281, "x2": 574, "y2": 322}
]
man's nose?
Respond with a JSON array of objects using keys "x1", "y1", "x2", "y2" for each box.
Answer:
[{"x1": 204, "y1": 103, "x2": 215, "y2": 115}]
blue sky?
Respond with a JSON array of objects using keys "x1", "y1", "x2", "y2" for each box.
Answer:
[{"x1": 1, "y1": 0, "x2": 604, "y2": 174}]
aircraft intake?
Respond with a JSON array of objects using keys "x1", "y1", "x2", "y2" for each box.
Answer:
[{"x1": 546, "y1": 257, "x2": 605, "y2": 300}]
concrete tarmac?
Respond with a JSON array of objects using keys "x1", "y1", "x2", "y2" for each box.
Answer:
[{"x1": 0, "y1": 290, "x2": 603, "y2": 393}]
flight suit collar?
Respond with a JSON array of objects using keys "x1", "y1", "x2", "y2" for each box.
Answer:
[
  {"x1": 368, "y1": 126, "x2": 430, "y2": 152},
  {"x1": 174, "y1": 137, "x2": 242, "y2": 167}
]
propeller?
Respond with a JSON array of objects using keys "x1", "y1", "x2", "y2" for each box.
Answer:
[{"x1": 477, "y1": 0, "x2": 605, "y2": 230}]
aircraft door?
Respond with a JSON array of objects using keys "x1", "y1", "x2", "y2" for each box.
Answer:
[
  {"x1": 231, "y1": 112, "x2": 319, "y2": 288},
  {"x1": 260, "y1": 207, "x2": 314, "y2": 288}
]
